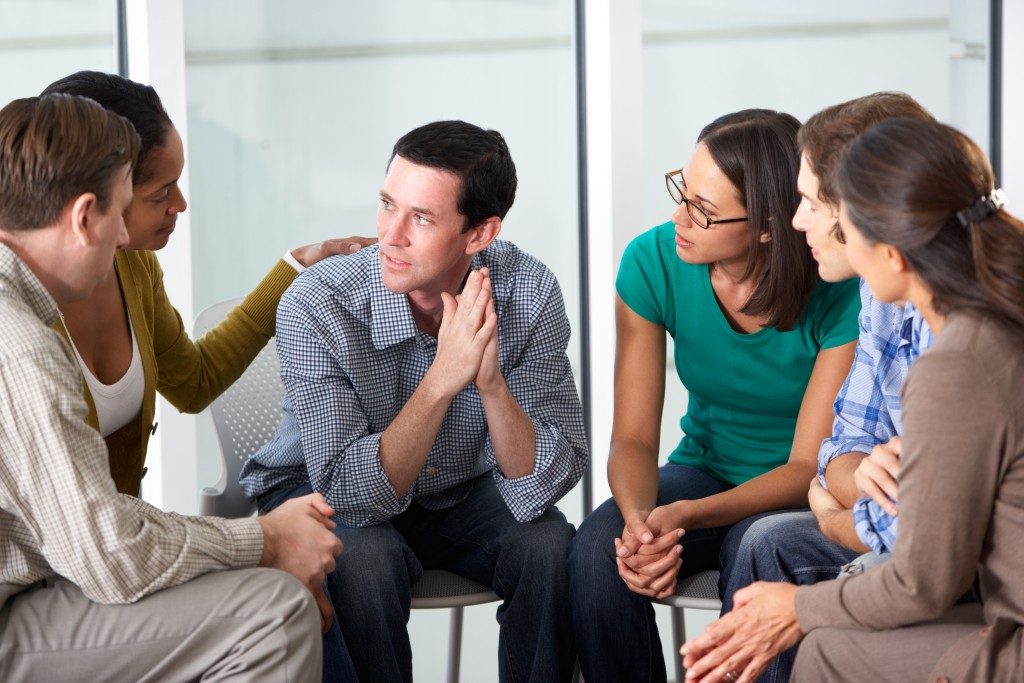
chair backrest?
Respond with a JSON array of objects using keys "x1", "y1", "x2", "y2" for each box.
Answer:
[{"x1": 194, "y1": 297, "x2": 285, "y2": 518}]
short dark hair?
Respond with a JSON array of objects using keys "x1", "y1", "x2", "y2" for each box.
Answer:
[
  {"x1": 42, "y1": 71, "x2": 172, "y2": 185},
  {"x1": 838, "y1": 117, "x2": 1024, "y2": 340},
  {"x1": 0, "y1": 94, "x2": 140, "y2": 231},
  {"x1": 697, "y1": 109, "x2": 813, "y2": 330},
  {"x1": 389, "y1": 120, "x2": 517, "y2": 231}
]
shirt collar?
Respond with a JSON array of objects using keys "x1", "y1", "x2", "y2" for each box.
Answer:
[
  {"x1": 898, "y1": 300, "x2": 931, "y2": 353},
  {"x1": 0, "y1": 242, "x2": 60, "y2": 326},
  {"x1": 368, "y1": 251, "x2": 419, "y2": 350},
  {"x1": 367, "y1": 242, "x2": 511, "y2": 350}
]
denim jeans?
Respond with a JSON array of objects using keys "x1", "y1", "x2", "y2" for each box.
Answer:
[
  {"x1": 258, "y1": 482, "x2": 359, "y2": 683},
  {"x1": 569, "y1": 462, "x2": 778, "y2": 683},
  {"x1": 267, "y1": 474, "x2": 577, "y2": 683},
  {"x1": 721, "y1": 510, "x2": 861, "y2": 683}
]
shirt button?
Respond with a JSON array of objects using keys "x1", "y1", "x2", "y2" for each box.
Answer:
[{"x1": 425, "y1": 466, "x2": 438, "y2": 477}]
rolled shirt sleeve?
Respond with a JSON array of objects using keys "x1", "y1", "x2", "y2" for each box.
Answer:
[
  {"x1": 486, "y1": 278, "x2": 588, "y2": 521},
  {"x1": 274, "y1": 292, "x2": 410, "y2": 527}
]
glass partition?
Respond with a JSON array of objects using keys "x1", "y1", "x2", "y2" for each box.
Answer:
[{"x1": 0, "y1": 0, "x2": 117, "y2": 105}]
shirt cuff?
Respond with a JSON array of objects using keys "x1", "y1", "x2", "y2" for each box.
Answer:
[{"x1": 282, "y1": 250, "x2": 306, "y2": 273}]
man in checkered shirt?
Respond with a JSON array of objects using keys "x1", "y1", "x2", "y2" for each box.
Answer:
[
  {"x1": 241, "y1": 120, "x2": 589, "y2": 682},
  {"x1": 0, "y1": 95, "x2": 345, "y2": 680}
]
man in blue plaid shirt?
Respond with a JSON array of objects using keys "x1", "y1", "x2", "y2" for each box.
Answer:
[
  {"x1": 241, "y1": 120, "x2": 588, "y2": 682},
  {"x1": 719, "y1": 93, "x2": 935, "y2": 682}
]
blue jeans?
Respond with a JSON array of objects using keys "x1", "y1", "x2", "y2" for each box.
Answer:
[
  {"x1": 271, "y1": 474, "x2": 576, "y2": 683},
  {"x1": 721, "y1": 510, "x2": 860, "y2": 683},
  {"x1": 259, "y1": 482, "x2": 358, "y2": 683},
  {"x1": 569, "y1": 463, "x2": 776, "y2": 683}
]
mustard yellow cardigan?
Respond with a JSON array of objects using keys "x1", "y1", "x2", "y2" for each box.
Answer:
[{"x1": 54, "y1": 249, "x2": 297, "y2": 495}]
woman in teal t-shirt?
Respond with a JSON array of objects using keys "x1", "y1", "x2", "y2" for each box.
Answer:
[{"x1": 569, "y1": 109, "x2": 860, "y2": 682}]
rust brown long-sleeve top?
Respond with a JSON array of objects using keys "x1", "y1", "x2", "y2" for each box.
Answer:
[{"x1": 795, "y1": 313, "x2": 1024, "y2": 680}]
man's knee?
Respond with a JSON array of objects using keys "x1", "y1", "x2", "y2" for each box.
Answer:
[
  {"x1": 735, "y1": 512, "x2": 818, "y2": 564},
  {"x1": 331, "y1": 524, "x2": 417, "y2": 604},
  {"x1": 240, "y1": 568, "x2": 320, "y2": 624},
  {"x1": 500, "y1": 513, "x2": 575, "y2": 578}
]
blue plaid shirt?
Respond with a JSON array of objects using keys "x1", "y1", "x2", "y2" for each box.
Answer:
[
  {"x1": 240, "y1": 241, "x2": 588, "y2": 527},
  {"x1": 817, "y1": 280, "x2": 933, "y2": 553}
]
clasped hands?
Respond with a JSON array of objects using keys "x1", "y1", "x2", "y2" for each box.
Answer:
[
  {"x1": 429, "y1": 267, "x2": 503, "y2": 398},
  {"x1": 615, "y1": 505, "x2": 686, "y2": 599}
]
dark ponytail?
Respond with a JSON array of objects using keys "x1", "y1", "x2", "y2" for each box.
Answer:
[
  {"x1": 41, "y1": 71, "x2": 172, "y2": 185},
  {"x1": 837, "y1": 117, "x2": 1024, "y2": 339}
]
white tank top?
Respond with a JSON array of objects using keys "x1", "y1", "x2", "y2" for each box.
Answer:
[{"x1": 68, "y1": 316, "x2": 145, "y2": 438}]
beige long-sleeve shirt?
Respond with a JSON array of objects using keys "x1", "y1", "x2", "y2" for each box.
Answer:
[
  {"x1": 796, "y1": 312, "x2": 1024, "y2": 680},
  {"x1": 0, "y1": 243, "x2": 263, "y2": 606}
]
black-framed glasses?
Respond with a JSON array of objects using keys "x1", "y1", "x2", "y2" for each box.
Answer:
[{"x1": 665, "y1": 169, "x2": 748, "y2": 230}]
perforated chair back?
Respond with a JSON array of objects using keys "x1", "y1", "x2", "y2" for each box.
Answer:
[
  {"x1": 658, "y1": 569, "x2": 722, "y2": 611},
  {"x1": 195, "y1": 297, "x2": 281, "y2": 518}
]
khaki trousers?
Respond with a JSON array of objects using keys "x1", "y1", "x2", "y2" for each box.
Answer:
[
  {"x1": 0, "y1": 567, "x2": 321, "y2": 682},
  {"x1": 792, "y1": 603, "x2": 985, "y2": 683}
]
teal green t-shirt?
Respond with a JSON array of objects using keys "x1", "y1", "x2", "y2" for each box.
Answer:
[{"x1": 616, "y1": 222, "x2": 860, "y2": 485}]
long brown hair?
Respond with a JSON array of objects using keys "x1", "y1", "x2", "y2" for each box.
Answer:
[
  {"x1": 837, "y1": 118, "x2": 1024, "y2": 338},
  {"x1": 698, "y1": 109, "x2": 813, "y2": 331}
]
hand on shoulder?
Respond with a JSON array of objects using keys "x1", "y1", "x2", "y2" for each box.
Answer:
[{"x1": 291, "y1": 236, "x2": 377, "y2": 267}]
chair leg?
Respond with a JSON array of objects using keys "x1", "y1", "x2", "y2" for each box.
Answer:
[
  {"x1": 670, "y1": 606, "x2": 686, "y2": 683},
  {"x1": 447, "y1": 605, "x2": 464, "y2": 683}
]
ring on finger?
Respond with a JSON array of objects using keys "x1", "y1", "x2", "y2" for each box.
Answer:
[{"x1": 724, "y1": 670, "x2": 740, "y2": 682}]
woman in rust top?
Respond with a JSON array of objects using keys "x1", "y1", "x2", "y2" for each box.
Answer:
[{"x1": 680, "y1": 118, "x2": 1024, "y2": 682}]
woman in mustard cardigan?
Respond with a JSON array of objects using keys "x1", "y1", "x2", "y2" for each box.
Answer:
[{"x1": 42, "y1": 72, "x2": 374, "y2": 496}]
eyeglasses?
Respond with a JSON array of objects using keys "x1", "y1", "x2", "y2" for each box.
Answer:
[{"x1": 665, "y1": 169, "x2": 748, "y2": 230}]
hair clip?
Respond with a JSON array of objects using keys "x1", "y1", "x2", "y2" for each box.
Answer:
[{"x1": 957, "y1": 188, "x2": 1008, "y2": 227}]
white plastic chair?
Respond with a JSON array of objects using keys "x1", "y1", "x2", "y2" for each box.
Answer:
[
  {"x1": 653, "y1": 570, "x2": 722, "y2": 682},
  {"x1": 195, "y1": 297, "x2": 499, "y2": 683}
]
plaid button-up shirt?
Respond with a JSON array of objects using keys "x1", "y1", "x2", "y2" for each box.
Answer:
[
  {"x1": 240, "y1": 241, "x2": 588, "y2": 527},
  {"x1": 817, "y1": 280, "x2": 933, "y2": 553},
  {"x1": 0, "y1": 244, "x2": 262, "y2": 607}
]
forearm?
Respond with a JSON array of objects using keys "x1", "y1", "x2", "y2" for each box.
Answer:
[
  {"x1": 682, "y1": 460, "x2": 817, "y2": 530},
  {"x1": 824, "y1": 452, "x2": 867, "y2": 508},
  {"x1": 480, "y1": 379, "x2": 536, "y2": 479},
  {"x1": 816, "y1": 507, "x2": 870, "y2": 553},
  {"x1": 379, "y1": 370, "x2": 453, "y2": 498},
  {"x1": 608, "y1": 439, "x2": 661, "y2": 518},
  {"x1": 157, "y1": 258, "x2": 295, "y2": 412}
]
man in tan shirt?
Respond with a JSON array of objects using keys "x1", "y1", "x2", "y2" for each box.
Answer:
[{"x1": 0, "y1": 94, "x2": 342, "y2": 681}]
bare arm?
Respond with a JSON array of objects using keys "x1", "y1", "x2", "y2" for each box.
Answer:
[
  {"x1": 377, "y1": 372, "x2": 459, "y2": 498},
  {"x1": 807, "y1": 479, "x2": 870, "y2": 553},
  {"x1": 823, "y1": 452, "x2": 868, "y2": 508},
  {"x1": 480, "y1": 380, "x2": 536, "y2": 479},
  {"x1": 608, "y1": 296, "x2": 666, "y2": 525},
  {"x1": 475, "y1": 286, "x2": 536, "y2": 479}
]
